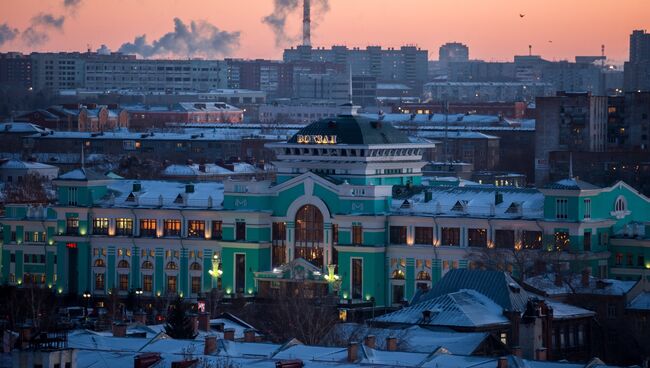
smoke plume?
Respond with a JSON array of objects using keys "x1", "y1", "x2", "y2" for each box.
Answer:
[
  {"x1": 21, "y1": 13, "x2": 66, "y2": 46},
  {"x1": 118, "y1": 18, "x2": 240, "y2": 58},
  {"x1": 0, "y1": 23, "x2": 19, "y2": 47},
  {"x1": 63, "y1": 0, "x2": 82, "y2": 9},
  {"x1": 263, "y1": 0, "x2": 329, "y2": 47}
]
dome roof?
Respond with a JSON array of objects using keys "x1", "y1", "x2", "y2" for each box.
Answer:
[{"x1": 287, "y1": 114, "x2": 411, "y2": 145}]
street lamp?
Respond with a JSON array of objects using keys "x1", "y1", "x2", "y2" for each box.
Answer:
[
  {"x1": 82, "y1": 290, "x2": 91, "y2": 321},
  {"x1": 135, "y1": 288, "x2": 143, "y2": 312}
]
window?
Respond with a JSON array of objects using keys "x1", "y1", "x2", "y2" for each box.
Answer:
[
  {"x1": 415, "y1": 227, "x2": 433, "y2": 245},
  {"x1": 615, "y1": 196, "x2": 626, "y2": 212},
  {"x1": 119, "y1": 274, "x2": 129, "y2": 291},
  {"x1": 272, "y1": 222, "x2": 287, "y2": 267},
  {"x1": 392, "y1": 284, "x2": 404, "y2": 304},
  {"x1": 584, "y1": 231, "x2": 591, "y2": 251},
  {"x1": 390, "y1": 226, "x2": 407, "y2": 244},
  {"x1": 66, "y1": 217, "x2": 79, "y2": 235},
  {"x1": 235, "y1": 221, "x2": 246, "y2": 241},
  {"x1": 495, "y1": 230, "x2": 515, "y2": 249},
  {"x1": 468, "y1": 228, "x2": 487, "y2": 247},
  {"x1": 627, "y1": 253, "x2": 634, "y2": 266},
  {"x1": 555, "y1": 231, "x2": 570, "y2": 251},
  {"x1": 332, "y1": 224, "x2": 339, "y2": 244},
  {"x1": 188, "y1": 220, "x2": 205, "y2": 238},
  {"x1": 441, "y1": 227, "x2": 460, "y2": 246},
  {"x1": 607, "y1": 303, "x2": 617, "y2": 318},
  {"x1": 164, "y1": 219, "x2": 181, "y2": 237},
  {"x1": 615, "y1": 253, "x2": 623, "y2": 265},
  {"x1": 140, "y1": 219, "x2": 157, "y2": 237},
  {"x1": 95, "y1": 273, "x2": 105, "y2": 290},
  {"x1": 352, "y1": 258, "x2": 363, "y2": 299},
  {"x1": 115, "y1": 218, "x2": 133, "y2": 236},
  {"x1": 235, "y1": 254, "x2": 246, "y2": 293},
  {"x1": 143, "y1": 275, "x2": 153, "y2": 292},
  {"x1": 583, "y1": 199, "x2": 591, "y2": 219},
  {"x1": 166, "y1": 276, "x2": 177, "y2": 293},
  {"x1": 67, "y1": 187, "x2": 78, "y2": 206},
  {"x1": 211, "y1": 221, "x2": 223, "y2": 240},
  {"x1": 191, "y1": 276, "x2": 201, "y2": 294},
  {"x1": 556, "y1": 198, "x2": 568, "y2": 219},
  {"x1": 117, "y1": 260, "x2": 129, "y2": 269},
  {"x1": 166, "y1": 261, "x2": 178, "y2": 270},
  {"x1": 93, "y1": 218, "x2": 109, "y2": 235},
  {"x1": 522, "y1": 231, "x2": 543, "y2": 249},
  {"x1": 352, "y1": 225, "x2": 363, "y2": 246},
  {"x1": 142, "y1": 260, "x2": 153, "y2": 269},
  {"x1": 638, "y1": 255, "x2": 645, "y2": 267},
  {"x1": 295, "y1": 205, "x2": 323, "y2": 243}
]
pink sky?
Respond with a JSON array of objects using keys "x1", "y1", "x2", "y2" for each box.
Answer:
[{"x1": 1, "y1": 0, "x2": 649, "y2": 63}]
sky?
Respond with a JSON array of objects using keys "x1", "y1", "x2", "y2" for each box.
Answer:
[{"x1": 1, "y1": 0, "x2": 649, "y2": 63}]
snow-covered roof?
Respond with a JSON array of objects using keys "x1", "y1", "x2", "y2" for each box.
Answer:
[
  {"x1": 393, "y1": 186, "x2": 544, "y2": 219},
  {"x1": 0, "y1": 159, "x2": 57, "y2": 170},
  {"x1": 161, "y1": 163, "x2": 259, "y2": 177},
  {"x1": 544, "y1": 178, "x2": 601, "y2": 191},
  {"x1": 323, "y1": 324, "x2": 488, "y2": 355},
  {"x1": 363, "y1": 113, "x2": 502, "y2": 125},
  {"x1": 0, "y1": 121, "x2": 50, "y2": 134},
  {"x1": 57, "y1": 168, "x2": 110, "y2": 181},
  {"x1": 628, "y1": 292, "x2": 650, "y2": 310},
  {"x1": 96, "y1": 180, "x2": 225, "y2": 209},
  {"x1": 31, "y1": 128, "x2": 295, "y2": 142},
  {"x1": 544, "y1": 300, "x2": 595, "y2": 320},
  {"x1": 374, "y1": 289, "x2": 509, "y2": 328},
  {"x1": 524, "y1": 274, "x2": 637, "y2": 296},
  {"x1": 123, "y1": 102, "x2": 242, "y2": 113},
  {"x1": 416, "y1": 130, "x2": 499, "y2": 140}
]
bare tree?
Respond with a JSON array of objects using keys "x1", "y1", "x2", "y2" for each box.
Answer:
[{"x1": 2, "y1": 173, "x2": 52, "y2": 204}]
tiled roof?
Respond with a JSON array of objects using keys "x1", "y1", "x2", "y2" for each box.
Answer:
[{"x1": 288, "y1": 115, "x2": 411, "y2": 145}]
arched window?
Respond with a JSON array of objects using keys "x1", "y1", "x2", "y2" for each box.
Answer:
[
  {"x1": 295, "y1": 205, "x2": 324, "y2": 243},
  {"x1": 294, "y1": 205, "x2": 324, "y2": 267},
  {"x1": 615, "y1": 196, "x2": 626, "y2": 212},
  {"x1": 117, "y1": 260, "x2": 129, "y2": 269},
  {"x1": 416, "y1": 271, "x2": 431, "y2": 281},
  {"x1": 391, "y1": 269, "x2": 405, "y2": 280},
  {"x1": 166, "y1": 261, "x2": 178, "y2": 270},
  {"x1": 142, "y1": 261, "x2": 153, "y2": 269},
  {"x1": 94, "y1": 258, "x2": 105, "y2": 267},
  {"x1": 190, "y1": 262, "x2": 202, "y2": 271}
]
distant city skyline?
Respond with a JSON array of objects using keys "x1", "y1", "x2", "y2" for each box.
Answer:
[{"x1": 1, "y1": 0, "x2": 650, "y2": 63}]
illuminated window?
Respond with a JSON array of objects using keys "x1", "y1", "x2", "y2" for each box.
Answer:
[
  {"x1": 164, "y1": 219, "x2": 181, "y2": 237},
  {"x1": 95, "y1": 273, "x2": 105, "y2": 290},
  {"x1": 140, "y1": 219, "x2": 157, "y2": 237},
  {"x1": 468, "y1": 228, "x2": 487, "y2": 247},
  {"x1": 190, "y1": 262, "x2": 201, "y2": 271},
  {"x1": 143, "y1": 275, "x2": 153, "y2": 292},
  {"x1": 142, "y1": 261, "x2": 153, "y2": 269},
  {"x1": 191, "y1": 276, "x2": 201, "y2": 294},
  {"x1": 166, "y1": 276, "x2": 177, "y2": 293},
  {"x1": 117, "y1": 260, "x2": 129, "y2": 269},
  {"x1": 93, "y1": 218, "x2": 109, "y2": 235},
  {"x1": 116, "y1": 218, "x2": 133, "y2": 236},
  {"x1": 188, "y1": 220, "x2": 205, "y2": 238},
  {"x1": 211, "y1": 221, "x2": 223, "y2": 240},
  {"x1": 119, "y1": 274, "x2": 129, "y2": 291}
]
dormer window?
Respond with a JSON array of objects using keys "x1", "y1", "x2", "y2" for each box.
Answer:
[
  {"x1": 126, "y1": 192, "x2": 136, "y2": 202},
  {"x1": 451, "y1": 200, "x2": 468, "y2": 212}
]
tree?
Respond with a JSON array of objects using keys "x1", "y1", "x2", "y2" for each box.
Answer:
[
  {"x1": 2, "y1": 173, "x2": 52, "y2": 204},
  {"x1": 164, "y1": 296, "x2": 197, "y2": 339}
]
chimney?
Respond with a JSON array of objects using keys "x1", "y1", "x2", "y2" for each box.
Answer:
[
  {"x1": 112, "y1": 322, "x2": 127, "y2": 338},
  {"x1": 214, "y1": 322, "x2": 225, "y2": 332},
  {"x1": 302, "y1": 0, "x2": 311, "y2": 47},
  {"x1": 347, "y1": 342, "x2": 359, "y2": 362},
  {"x1": 244, "y1": 329, "x2": 256, "y2": 342},
  {"x1": 498, "y1": 356, "x2": 508, "y2": 368},
  {"x1": 198, "y1": 312, "x2": 210, "y2": 332},
  {"x1": 189, "y1": 314, "x2": 198, "y2": 336},
  {"x1": 511, "y1": 346, "x2": 522, "y2": 358},
  {"x1": 495, "y1": 191, "x2": 503, "y2": 205},
  {"x1": 204, "y1": 335, "x2": 217, "y2": 355},
  {"x1": 422, "y1": 310, "x2": 432, "y2": 323},
  {"x1": 554, "y1": 272, "x2": 563, "y2": 287},
  {"x1": 134, "y1": 353, "x2": 161, "y2": 368},
  {"x1": 385, "y1": 336, "x2": 398, "y2": 351},
  {"x1": 364, "y1": 335, "x2": 376, "y2": 349},
  {"x1": 581, "y1": 268, "x2": 591, "y2": 288},
  {"x1": 275, "y1": 360, "x2": 305, "y2": 368},
  {"x1": 223, "y1": 328, "x2": 235, "y2": 341},
  {"x1": 535, "y1": 348, "x2": 547, "y2": 361}
]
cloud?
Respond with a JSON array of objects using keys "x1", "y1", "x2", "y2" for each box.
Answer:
[
  {"x1": 21, "y1": 13, "x2": 65, "y2": 46},
  {"x1": 0, "y1": 23, "x2": 19, "y2": 47},
  {"x1": 96, "y1": 44, "x2": 111, "y2": 55},
  {"x1": 31, "y1": 13, "x2": 65, "y2": 30},
  {"x1": 118, "y1": 18, "x2": 240, "y2": 58},
  {"x1": 263, "y1": 0, "x2": 330, "y2": 47},
  {"x1": 64, "y1": 0, "x2": 82, "y2": 8}
]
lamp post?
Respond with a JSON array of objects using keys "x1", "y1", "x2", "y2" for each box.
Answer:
[
  {"x1": 135, "y1": 288, "x2": 143, "y2": 312},
  {"x1": 82, "y1": 290, "x2": 91, "y2": 322}
]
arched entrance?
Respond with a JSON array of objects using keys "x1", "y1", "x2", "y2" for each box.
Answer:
[{"x1": 294, "y1": 204, "x2": 324, "y2": 268}]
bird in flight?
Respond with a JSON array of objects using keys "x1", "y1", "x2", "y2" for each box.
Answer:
[{"x1": 519, "y1": 13, "x2": 525, "y2": 18}]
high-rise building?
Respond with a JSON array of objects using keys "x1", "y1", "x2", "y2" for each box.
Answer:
[
  {"x1": 534, "y1": 92, "x2": 608, "y2": 185},
  {"x1": 0, "y1": 52, "x2": 32, "y2": 89},
  {"x1": 283, "y1": 45, "x2": 428, "y2": 90},
  {"x1": 625, "y1": 30, "x2": 650, "y2": 92},
  {"x1": 438, "y1": 42, "x2": 469, "y2": 68}
]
